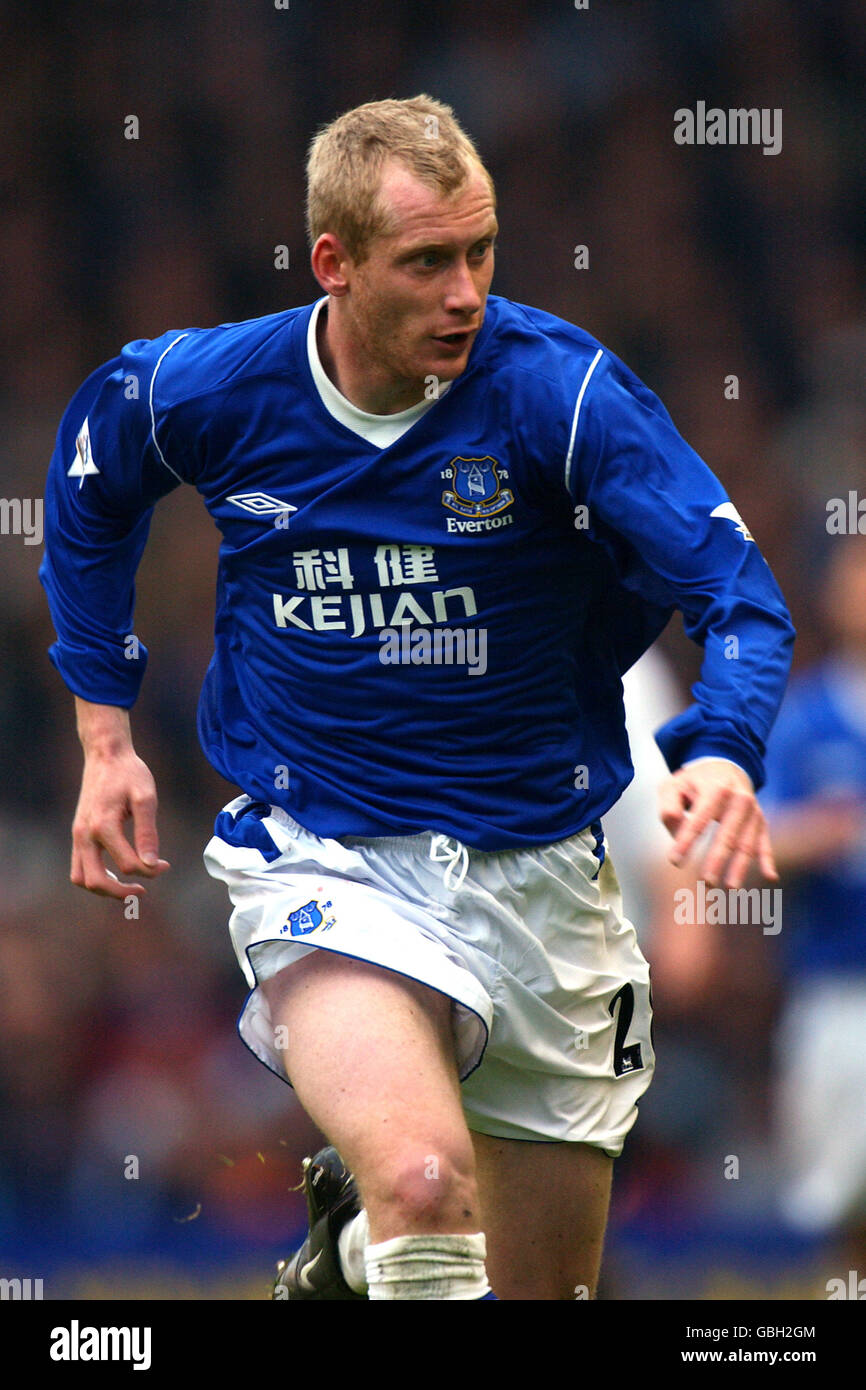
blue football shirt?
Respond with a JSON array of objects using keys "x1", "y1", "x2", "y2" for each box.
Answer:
[{"x1": 40, "y1": 294, "x2": 795, "y2": 849}]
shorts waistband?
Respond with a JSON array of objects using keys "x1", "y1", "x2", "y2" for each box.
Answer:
[
  {"x1": 225, "y1": 800, "x2": 605, "y2": 864},
  {"x1": 336, "y1": 818, "x2": 605, "y2": 859}
]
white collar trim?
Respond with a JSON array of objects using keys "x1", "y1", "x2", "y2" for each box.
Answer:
[{"x1": 306, "y1": 297, "x2": 448, "y2": 447}]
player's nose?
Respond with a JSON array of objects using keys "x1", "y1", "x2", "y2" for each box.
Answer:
[{"x1": 443, "y1": 258, "x2": 483, "y2": 315}]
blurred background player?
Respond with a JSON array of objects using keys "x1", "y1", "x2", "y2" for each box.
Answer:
[{"x1": 761, "y1": 536, "x2": 866, "y2": 1274}]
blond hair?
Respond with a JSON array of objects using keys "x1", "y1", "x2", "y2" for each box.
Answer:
[{"x1": 306, "y1": 95, "x2": 495, "y2": 262}]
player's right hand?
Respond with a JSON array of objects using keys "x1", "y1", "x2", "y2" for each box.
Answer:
[{"x1": 70, "y1": 747, "x2": 170, "y2": 899}]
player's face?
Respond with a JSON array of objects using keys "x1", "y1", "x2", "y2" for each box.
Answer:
[{"x1": 345, "y1": 160, "x2": 497, "y2": 403}]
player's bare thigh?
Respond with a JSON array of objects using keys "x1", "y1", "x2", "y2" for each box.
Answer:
[
  {"x1": 260, "y1": 949, "x2": 480, "y2": 1241},
  {"x1": 472, "y1": 1130, "x2": 613, "y2": 1300}
]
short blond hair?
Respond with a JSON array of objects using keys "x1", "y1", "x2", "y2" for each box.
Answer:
[{"x1": 306, "y1": 95, "x2": 495, "y2": 263}]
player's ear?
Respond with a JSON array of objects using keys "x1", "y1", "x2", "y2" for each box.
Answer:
[{"x1": 311, "y1": 233, "x2": 352, "y2": 296}]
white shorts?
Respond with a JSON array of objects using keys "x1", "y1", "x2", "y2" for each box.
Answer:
[
  {"x1": 774, "y1": 975, "x2": 866, "y2": 1233},
  {"x1": 204, "y1": 795, "x2": 655, "y2": 1156}
]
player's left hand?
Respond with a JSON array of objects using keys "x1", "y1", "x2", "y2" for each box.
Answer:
[{"x1": 658, "y1": 758, "x2": 778, "y2": 888}]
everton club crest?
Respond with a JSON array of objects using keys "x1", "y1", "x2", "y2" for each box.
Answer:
[
  {"x1": 283, "y1": 898, "x2": 336, "y2": 937},
  {"x1": 441, "y1": 456, "x2": 514, "y2": 519}
]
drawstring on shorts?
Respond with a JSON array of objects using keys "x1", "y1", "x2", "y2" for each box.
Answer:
[{"x1": 429, "y1": 834, "x2": 469, "y2": 891}]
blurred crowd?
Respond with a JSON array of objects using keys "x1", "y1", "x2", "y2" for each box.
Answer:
[{"x1": 2, "y1": 0, "x2": 865, "y2": 1296}]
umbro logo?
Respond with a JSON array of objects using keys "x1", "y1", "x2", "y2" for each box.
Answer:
[{"x1": 227, "y1": 492, "x2": 298, "y2": 517}]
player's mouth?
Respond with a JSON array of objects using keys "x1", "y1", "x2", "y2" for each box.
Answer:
[{"x1": 432, "y1": 329, "x2": 474, "y2": 352}]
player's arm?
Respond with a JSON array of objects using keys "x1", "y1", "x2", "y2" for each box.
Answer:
[
  {"x1": 40, "y1": 335, "x2": 192, "y2": 899},
  {"x1": 71, "y1": 698, "x2": 170, "y2": 900},
  {"x1": 764, "y1": 796, "x2": 865, "y2": 876},
  {"x1": 568, "y1": 353, "x2": 795, "y2": 887}
]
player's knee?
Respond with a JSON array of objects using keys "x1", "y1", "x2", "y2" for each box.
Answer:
[{"x1": 367, "y1": 1141, "x2": 480, "y2": 1234}]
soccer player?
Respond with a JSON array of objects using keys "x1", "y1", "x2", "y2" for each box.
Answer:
[{"x1": 40, "y1": 95, "x2": 794, "y2": 1300}]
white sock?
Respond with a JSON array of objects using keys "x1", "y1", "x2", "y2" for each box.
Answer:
[
  {"x1": 364, "y1": 1231, "x2": 492, "y2": 1300},
  {"x1": 337, "y1": 1209, "x2": 370, "y2": 1294}
]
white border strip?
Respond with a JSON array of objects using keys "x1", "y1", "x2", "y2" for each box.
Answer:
[
  {"x1": 149, "y1": 333, "x2": 189, "y2": 483},
  {"x1": 564, "y1": 347, "x2": 603, "y2": 494}
]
